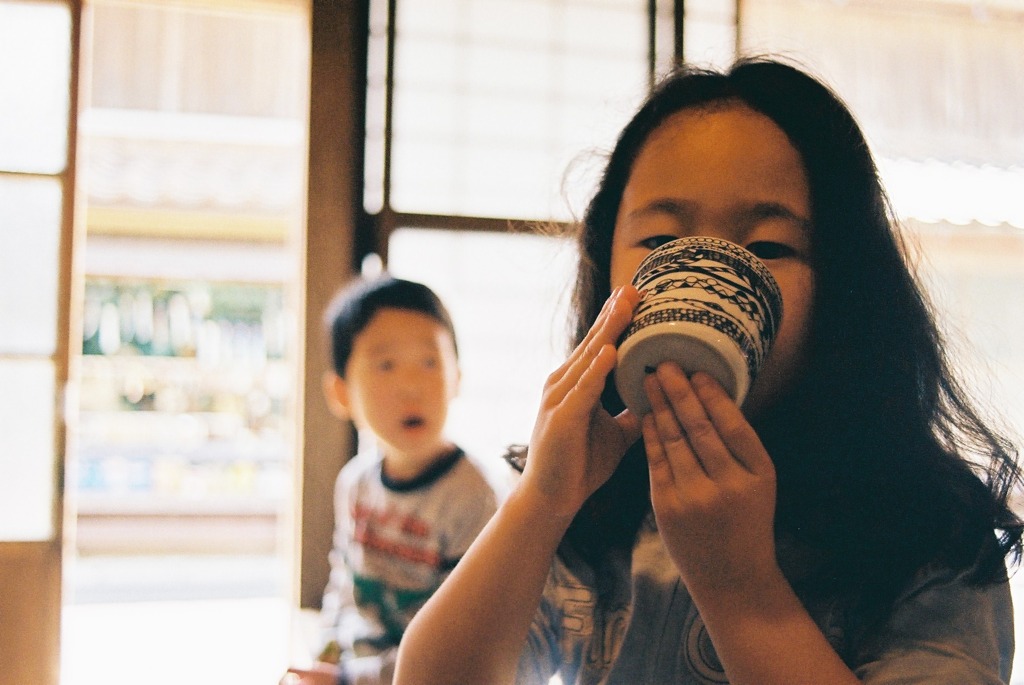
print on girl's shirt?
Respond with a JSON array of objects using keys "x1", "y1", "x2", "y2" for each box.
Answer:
[
  {"x1": 586, "y1": 604, "x2": 630, "y2": 673},
  {"x1": 553, "y1": 564, "x2": 631, "y2": 681},
  {"x1": 682, "y1": 605, "x2": 727, "y2": 684}
]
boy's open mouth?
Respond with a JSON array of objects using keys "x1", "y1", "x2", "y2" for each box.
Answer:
[{"x1": 402, "y1": 416, "x2": 425, "y2": 429}]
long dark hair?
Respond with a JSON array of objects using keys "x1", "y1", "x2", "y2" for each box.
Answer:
[{"x1": 567, "y1": 56, "x2": 1022, "y2": 624}]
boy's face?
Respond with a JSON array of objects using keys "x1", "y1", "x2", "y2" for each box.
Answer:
[{"x1": 334, "y1": 308, "x2": 460, "y2": 466}]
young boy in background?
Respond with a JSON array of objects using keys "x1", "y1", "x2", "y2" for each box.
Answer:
[{"x1": 283, "y1": 275, "x2": 498, "y2": 685}]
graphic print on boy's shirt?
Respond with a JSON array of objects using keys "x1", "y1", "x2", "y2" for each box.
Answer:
[
  {"x1": 351, "y1": 573, "x2": 436, "y2": 644},
  {"x1": 351, "y1": 501, "x2": 442, "y2": 567},
  {"x1": 349, "y1": 500, "x2": 461, "y2": 585}
]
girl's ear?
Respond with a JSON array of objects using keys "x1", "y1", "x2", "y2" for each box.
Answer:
[{"x1": 322, "y1": 371, "x2": 351, "y2": 421}]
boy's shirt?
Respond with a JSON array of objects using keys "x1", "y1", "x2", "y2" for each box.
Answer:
[{"x1": 321, "y1": 445, "x2": 498, "y2": 682}]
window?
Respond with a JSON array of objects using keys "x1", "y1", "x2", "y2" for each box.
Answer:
[
  {"x1": 362, "y1": 0, "x2": 659, "y2": 470},
  {"x1": 0, "y1": 0, "x2": 72, "y2": 542},
  {"x1": 371, "y1": 0, "x2": 650, "y2": 221}
]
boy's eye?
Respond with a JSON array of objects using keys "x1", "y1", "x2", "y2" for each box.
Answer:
[
  {"x1": 375, "y1": 359, "x2": 394, "y2": 372},
  {"x1": 746, "y1": 241, "x2": 796, "y2": 260},
  {"x1": 422, "y1": 356, "x2": 438, "y2": 369},
  {"x1": 639, "y1": 235, "x2": 678, "y2": 250}
]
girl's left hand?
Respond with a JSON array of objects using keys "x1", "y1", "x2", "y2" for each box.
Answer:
[{"x1": 641, "y1": 364, "x2": 779, "y2": 597}]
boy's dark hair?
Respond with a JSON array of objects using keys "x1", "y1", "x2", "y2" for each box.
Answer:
[
  {"x1": 324, "y1": 275, "x2": 458, "y2": 377},
  {"x1": 568, "y1": 56, "x2": 1022, "y2": 637}
]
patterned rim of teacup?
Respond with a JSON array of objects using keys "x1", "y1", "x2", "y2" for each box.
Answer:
[
  {"x1": 628, "y1": 236, "x2": 782, "y2": 339},
  {"x1": 621, "y1": 236, "x2": 784, "y2": 386}
]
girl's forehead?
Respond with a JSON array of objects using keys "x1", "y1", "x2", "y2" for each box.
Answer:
[
  {"x1": 641, "y1": 103, "x2": 785, "y2": 153},
  {"x1": 623, "y1": 107, "x2": 810, "y2": 209}
]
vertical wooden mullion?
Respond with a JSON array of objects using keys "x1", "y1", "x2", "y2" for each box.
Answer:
[{"x1": 298, "y1": 0, "x2": 369, "y2": 609}]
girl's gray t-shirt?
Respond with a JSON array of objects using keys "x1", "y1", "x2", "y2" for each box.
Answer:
[{"x1": 518, "y1": 515, "x2": 1014, "y2": 685}]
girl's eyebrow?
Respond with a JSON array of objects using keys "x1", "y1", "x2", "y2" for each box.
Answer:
[
  {"x1": 737, "y1": 202, "x2": 812, "y2": 232},
  {"x1": 628, "y1": 198, "x2": 811, "y2": 232},
  {"x1": 627, "y1": 198, "x2": 698, "y2": 224}
]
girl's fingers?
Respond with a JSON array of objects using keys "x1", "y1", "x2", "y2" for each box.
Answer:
[
  {"x1": 689, "y1": 372, "x2": 773, "y2": 476},
  {"x1": 642, "y1": 412, "x2": 675, "y2": 488},
  {"x1": 650, "y1": 363, "x2": 735, "y2": 477},
  {"x1": 643, "y1": 370, "x2": 705, "y2": 482},
  {"x1": 565, "y1": 343, "x2": 618, "y2": 414},
  {"x1": 546, "y1": 286, "x2": 638, "y2": 403},
  {"x1": 554, "y1": 288, "x2": 618, "y2": 371}
]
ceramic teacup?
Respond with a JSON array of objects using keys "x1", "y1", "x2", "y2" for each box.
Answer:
[{"x1": 614, "y1": 236, "x2": 783, "y2": 415}]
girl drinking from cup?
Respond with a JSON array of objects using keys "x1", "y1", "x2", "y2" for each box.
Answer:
[{"x1": 394, "y1": 56, "x2": 1023, "y2": 685}]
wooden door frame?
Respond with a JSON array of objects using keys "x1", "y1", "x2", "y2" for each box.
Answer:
[
  {"x1": 296, "y1": 0, "x2": 368, "y2": 608},
  {"x1": 0, "y1": 1, "x2": 81, "y2": 683}
]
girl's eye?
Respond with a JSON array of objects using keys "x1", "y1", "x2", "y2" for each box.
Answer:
[
  {"x1": 422, "y1": 357, "x2": 438, "y2": 369},
  {"x1": 746, "y1": 241, "x2": 796, "y2": 260},
  {"x1": 639, "y1": 235, "x2": 678, "y2": 250},
  {"x1": 376, "y1": 360, "x2": 394, "y2": 372}
]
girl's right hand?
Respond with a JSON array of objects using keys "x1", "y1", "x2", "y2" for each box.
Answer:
[
  {"x1": 520, "y1": 285, "x2": 643, "y2": 519},
  {"x1": 395, "y1": 289, "x2": 642, "y2": 685}
]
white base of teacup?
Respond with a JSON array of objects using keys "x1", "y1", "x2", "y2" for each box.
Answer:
[{"x1": 615, "y1": 322, "x2": 750, "y2": 416}]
